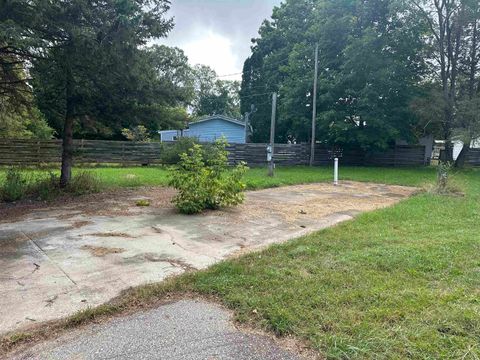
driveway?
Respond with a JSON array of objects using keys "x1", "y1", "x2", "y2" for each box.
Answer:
[
  {"x1": 0, "y1": 182, "x2": 416, "y2": 335},
  {"x1": 8, "y1": 300, "x2": 303, "y2": 360}
]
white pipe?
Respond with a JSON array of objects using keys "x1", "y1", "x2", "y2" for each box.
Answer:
[{"x1": 334, "y1": 158, "x2": 339, "y2": 186}]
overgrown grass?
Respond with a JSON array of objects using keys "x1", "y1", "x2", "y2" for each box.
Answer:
[
  {"x1": 1, "y1": 166, "x2": 479, "y2": 359},
  {"x1": 0, "y1": 168, "x2": 102, "y2": 202}
]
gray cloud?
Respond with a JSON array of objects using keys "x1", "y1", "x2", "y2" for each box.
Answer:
[{"x1": 159, "y1": 0, "x2": 281, "y2": 77}]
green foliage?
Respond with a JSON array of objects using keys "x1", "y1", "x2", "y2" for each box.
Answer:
[
  {"x1": 0, "y1": 104, "x2": 54, "y2": 140},
  {"x1": 121, "y1": 125, "x2": 151, "y2": 142},
  {"x1": 2, "y1": 0, "x2": 179, "y2": 185},
  {"x1": 0, "y1": 168, "x2": 29, "y2": 202},
  {"x1": 66, "y1": 171, "x2": 102, "y2": 196},
  {"x1": 169, "y1": 139, "x2": 248, "y2": 214},
  {"x1": 160, "y1": 137, "x2": 198, "y2": 164},
  {"x1": 136, "y1": 199, "x2": 150, "y2": 207},
  {"x1": 0, "y1": 169, "x2": 101, "y2": 202},
  {"x1": 31, "y1": 172, "x2": 59, "y2": 201},
  {"x1": 0, "y1": 61, "x2": 54, "y2": 140},
  {"x1": 241, "y1": 0, "x2": 426, "y2": 149},
  {"x1": 192, "y1": 65, "x2": 241, "y2": 118}
]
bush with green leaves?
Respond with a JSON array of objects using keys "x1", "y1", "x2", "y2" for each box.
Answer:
[
  {"x1": 0, "y1": 168, "x2": 29, "y2": 202},
  {"x1": 160, "y1": 137, "x2": 198, "y2": 164},
  {"x1": 67, "y1": 171, "x2": 102, "y2": 196},
  {"x1": 169, "y1": 139, "x2": 248, "y2": 214}
]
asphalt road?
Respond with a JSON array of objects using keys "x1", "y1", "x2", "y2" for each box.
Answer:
[{"x1": 11, "y1": 300, "x2": 300, "y2": 360}]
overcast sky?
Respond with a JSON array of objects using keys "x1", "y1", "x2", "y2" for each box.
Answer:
[{"x1": 159, "y1": 0, "x2": 282, "y2": 80}]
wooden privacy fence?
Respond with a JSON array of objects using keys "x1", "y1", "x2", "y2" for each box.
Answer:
[
  {"x1": 226, "y1": 143, "x2": 310, "y2": 166},
  {"x1": 466, "y1": 149, "x2": 480, "y2": 167},
  {"x1": 228, "y1": 143, "x2": 427, "y2": 167},
  {"x1": 0, "y1": 139, "x2": 163, "y2": 166},
  {"x1": 0, "y1": 139, "x2": 427, "y2": 167}
]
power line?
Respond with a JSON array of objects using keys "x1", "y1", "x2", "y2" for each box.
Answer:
[
  {"x1": 238, "y1": 91, "x2": 273, "y2": 100},
  {"x1": 216, "y1": 71, "x2": 243, "y2": 78},
  {"x1": 215, "y1": 54, "x2": 293, "y2": 79}
]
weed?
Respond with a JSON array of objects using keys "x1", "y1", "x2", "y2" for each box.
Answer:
[
  {"x1": 65, "y1": 304, "x2": 119, "y2": 328},
  {"x1": 66, "y1": 171, "x2": 102, "y2": 196},
  {"x1": 136, "y1": 199, "x2": 150, "y2": 207},
  {"x1": 0, "y1": 168, "x2": 29, "y2": 202}
]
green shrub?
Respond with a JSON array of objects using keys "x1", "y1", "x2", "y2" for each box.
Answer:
[
  {"x1": 169, "y1": 139, "x2": 248, "y2": 214},
  {"x1": 66, "y1": 171, "x2": 102, "y2": 195},
  {"x1": 0, "y1": 170, "x2": 102, "y2": 203},
  {"x1": 0, "y1": 168, "x2": 29, "y2": 202},
  {"x1": 160, "y1": 137, "x2": 198, "y2": 165},
  {"x1": 30, "y1": 172, "x2": 60, "y2": 201},
  {"x1": 136, "y1": 199, "x2": 150, "y2": 207}
]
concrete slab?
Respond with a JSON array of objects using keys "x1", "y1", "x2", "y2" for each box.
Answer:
[
  {"x1": 0, "y1": 182, "x2": 416, "y2": 335},
  {"x1": 8, "y1": 300, "x2": 301, "y2": 360}
]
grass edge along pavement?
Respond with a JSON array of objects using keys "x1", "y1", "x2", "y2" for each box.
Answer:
[{"x1": 1, "y1": 167, "x2": 480, "y2": 359}]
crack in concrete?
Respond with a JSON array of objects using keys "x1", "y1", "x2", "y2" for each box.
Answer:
[
  {"x1": 151, "y1": 225, "x2": 221, "y2": 261},
  {"x1": 21, "y1": 231, "x2": 77, "y2": 286}
]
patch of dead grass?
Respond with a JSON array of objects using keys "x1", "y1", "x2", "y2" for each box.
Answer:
[
  {"x1": 71, "y1": 220, "x2": 93, "y2": 229},
  {"x1": 80, "y1": 245, "x2": 125, "y2": 257},
  {"x1": 88, "y1": 232, "x2": 133, "y2": 238}
]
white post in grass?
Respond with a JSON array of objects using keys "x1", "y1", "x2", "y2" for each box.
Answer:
[{"x1": 334, "y1": 158, "x2": 339, "y2": 186}]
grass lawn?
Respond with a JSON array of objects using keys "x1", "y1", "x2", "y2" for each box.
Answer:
[
  {"x1": 0, "y1": 165, "x2": 437, "y2": 190},
  {"x1": 1, "y1": 166, "x2": 479, "y2": 359}
]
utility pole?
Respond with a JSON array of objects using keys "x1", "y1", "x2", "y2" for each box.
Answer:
[
  {"x1": 268, "y1": 92, "x2": 277, "y2": 177},
  {"x1": 310, "y1": 43, "x2": 319, "y2": 167}
]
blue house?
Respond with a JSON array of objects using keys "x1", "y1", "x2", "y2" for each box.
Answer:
[{"x1": 159, "y1": 115, "x2": 246, "y2": 144}]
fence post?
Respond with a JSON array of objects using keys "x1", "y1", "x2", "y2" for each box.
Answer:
[
  {"x1": 394, "y1": 145, "x2": 398, "y2": 167},
  {"x1": 80, "y1": 139, "x2": 84, "y2": 164},
  {"x1": 334, "y1": 158, "x2": 339, "y2": 185},
  {"x1": 37, "y1": 141, "x2": 40, "y2": 165},
  {"x1": 122, "y1": 143, "x2": 125, "y2": 167}
]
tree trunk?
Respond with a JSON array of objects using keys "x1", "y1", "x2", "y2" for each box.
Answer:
[
  {"x1": 455, "y1": 143, "x2": 470, "y2": 168},
  {"x1": 443, "y1": 141, "x2": 454, "y2": 163},
  {"x1": 443, "y1": 106, "x2": 454, "y2": 163},
  {"x1": 60, "y1": 58, "x2": 74, "y2": 188},
  {"x1": 60, "y1": 112, "x2": 74, "y2": 187}
]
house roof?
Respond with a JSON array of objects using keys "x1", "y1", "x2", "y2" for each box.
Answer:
[
  {"x1": 158, "y1": 130, "x2": 180, "y2": 134},
  {"x1": 189, "y1": 115, "x2": 245, "y2": 127}
]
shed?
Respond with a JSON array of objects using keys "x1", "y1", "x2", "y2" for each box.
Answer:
[
  {"x1": 188, "y1": 115, "x2": 246, "y2": 144},
  {"x1": 158, "y1": 130, "x2": 181, "y2": 142},
  {"x1": 158, "y1": 129, "x2": 191, "y2": 142}
]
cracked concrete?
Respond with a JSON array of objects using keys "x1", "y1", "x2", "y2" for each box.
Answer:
[{"x1": 0, "y1": 182, "x2": 416, "y2": 335}]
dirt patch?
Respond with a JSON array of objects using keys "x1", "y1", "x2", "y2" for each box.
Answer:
[
  {"x1": 81, "y1": 245, "x2": 125, "y2": 257},
  {"x1": 0, "y1": 187, "x2": 176, "y2": 223},
  {"x1": 122, "y1": 253, "x2": 197, "y2": 271},
  {"x1": 71, "y1": 221, "x2": 93, "y2": 229},
  {"x1": 88, "y1": 232, "x2": 134, "y2": 238},
  {"x1": 222, "y1": 182, "x2": 415, "y2": 225}
]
